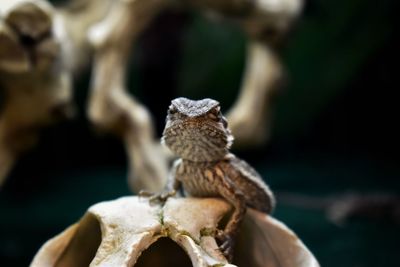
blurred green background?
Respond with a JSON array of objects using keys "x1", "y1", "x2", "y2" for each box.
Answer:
[{"x1": 1, "y1": 0, "x2": 399, "y2": 266}]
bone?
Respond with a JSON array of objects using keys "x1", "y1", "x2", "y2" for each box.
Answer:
[
  {"x1": 0, "y1": 0, "x2": 114, "y2": 187},
  {"x1": 0, "y1": 0, "x2": 73, "y2": 187},
  {"x1": 4, "y1": 0, "x2": 53, "y2": 40},
  {"x1": 225, "y1": 0, "x2": 303, "y2": 148},
  {"x1": 0, "y1": 21, "x2": 30, "y2": 72},
  {"x1": 0, "y1": 0, "x2": 303, "y2": 190},
  {"x1": 87, "y1": 0, "x2": 170, "y2": 193},
  {"x1": 30, "y1": 196, "x2": 319, "y2": 266},
  {"x1": 226, "y1": 41, "x2": 282, "y2": 148}
]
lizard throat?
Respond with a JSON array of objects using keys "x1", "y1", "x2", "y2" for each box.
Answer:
[{"x1": 162, "y1": 122, "x2": 232, "y2": 162}]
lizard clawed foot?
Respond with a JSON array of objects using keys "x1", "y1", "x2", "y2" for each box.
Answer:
[
  {"x1": 139, "y1": 189, "x2": 176, "y2": 204},
  {"x1": 216, "y1": 230, "x2": 235, "y2": 262}
]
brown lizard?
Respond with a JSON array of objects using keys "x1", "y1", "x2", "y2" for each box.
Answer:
[{"x1": 142, "y1": 97, "x2": 275, "y2": 260}]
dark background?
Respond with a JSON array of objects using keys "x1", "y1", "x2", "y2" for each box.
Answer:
[{"x1": 1, "y1": 0, "x2": 399, "y2": 266}]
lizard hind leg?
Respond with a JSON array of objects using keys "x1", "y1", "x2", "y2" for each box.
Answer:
[{"x1": 215, "y1": 178, "x2": 247, "y2": 262}]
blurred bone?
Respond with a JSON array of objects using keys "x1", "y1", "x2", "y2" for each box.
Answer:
[
  {"x1": 0, "y1": 0, "x2": 116, "y2": 186},
  {"x1": 87, "y1": 0, "x2": 170, "y2": 193},
  {"x1": 240, "y1": 0, "x2": 303, "y2": 42},
  {"x1": 226, "y1": 41, "x2": 282, "y2": 148},
  {"x1": 278, "y1": 192, "x2": 400, "y2": 225},
  {"x1": 57, "y1": 0, "x2": 112, "y2": 72},
  {"x1": 327, "y1": 193, "x2": 400, "y2": 225},
  {"x1": 0, "y1": 0, "x2": 302, "y2": 189},
  {"x1": 0, "y1": 70, "x2": 73, "y2": 187},
  {"x1": 0, "y1": 21, "x2": 30, "y2": 72},
  {"x1": 0, "y1": 0, "x2": 73, "y2": 187},
  {"x1": 225, "y1": 0, "x2": 303, "y2": 148},
  {"x1": 183, "y1": 0, "x2": 254, "y2": 16},
  {"x1": 4, "y1": 0, "x2": 53, "y2": 40}
]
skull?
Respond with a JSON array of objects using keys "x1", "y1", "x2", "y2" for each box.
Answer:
[{"x1": 30, "y1": 196, "x2": 319, "y2": 267}]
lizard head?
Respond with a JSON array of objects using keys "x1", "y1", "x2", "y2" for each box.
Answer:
[{"x1": 162, "y1": 97, "x2": 233, "y2": 162}]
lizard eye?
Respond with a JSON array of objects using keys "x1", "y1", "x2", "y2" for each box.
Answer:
[
  {"x1": 168, "y1": 106, "x2": 177, "y2": 115},
  {"x1": 208, "y1": 106, "x2": 221, "y2": 120},
  {"x1": 208, "y1": 112, "x2": 218, "y2": 120}
]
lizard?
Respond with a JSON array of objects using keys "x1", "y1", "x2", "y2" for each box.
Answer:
[{"x1": 142, "y1": 97, "x2": 275, "y2": 260}]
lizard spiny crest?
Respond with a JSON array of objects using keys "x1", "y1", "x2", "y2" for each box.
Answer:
[{"x1": 162, "y1": 97, "x2": 234, "y2": 162}]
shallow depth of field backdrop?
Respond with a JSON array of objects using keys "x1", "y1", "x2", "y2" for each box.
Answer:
[{"x1": 1, "y1": 0, "x2": 399, "y2": 266}]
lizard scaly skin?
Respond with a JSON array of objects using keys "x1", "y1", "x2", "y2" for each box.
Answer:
[{"x1": 160, "y1": 97, "x2": 275, "y2": 260}]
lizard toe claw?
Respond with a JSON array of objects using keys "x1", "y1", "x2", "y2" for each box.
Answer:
[
  {"x1": 139, "y1": 189, "x2": 176, "y2": 204},
  {"x1": 216, "y1": 231, "x2": 234, "y2": 262},
  {"x1": 138, "y1": 190, "x2": 153, "y2": 197},
  {"x1": 160, "y1": 190, "x2": 176, "y2": 200}
]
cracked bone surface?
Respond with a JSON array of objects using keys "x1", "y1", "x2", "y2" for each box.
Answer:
[{"x1": 30, "y1": 196, "x2": 319, "y2": 267}]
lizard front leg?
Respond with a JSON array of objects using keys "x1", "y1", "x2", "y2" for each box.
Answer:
[
  {"x1": 139, "y1": 159, "x2": 182, "y2": 203},
  {"x1": 216, "y1": 176, "x2": 246, "y2": 261}
]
